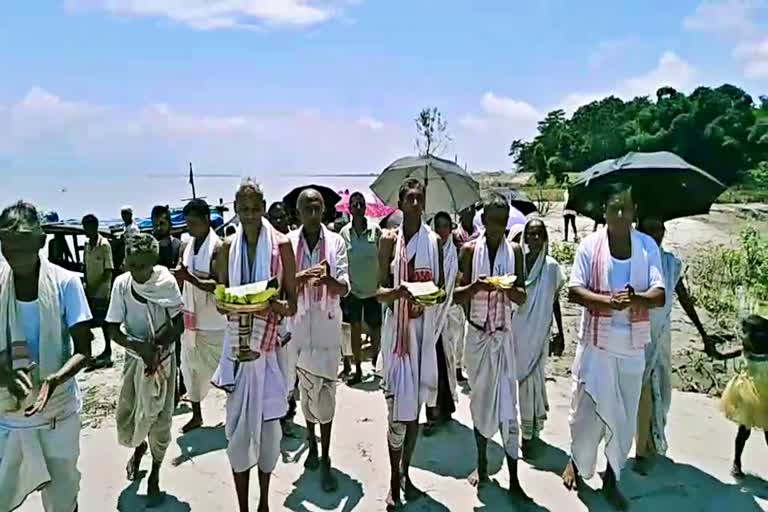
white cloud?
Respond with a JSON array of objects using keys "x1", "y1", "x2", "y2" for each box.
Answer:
[
  {"x1": 734, "y1": 37, "x2": 768, "y2": 77},
  {"x1": 66, "y1": 0, "x2": 358, "y2": 29},
  {"x1": 480, "y1": 92, "x2": 540, "y2": 122},
  {"x1": 357, "y1": 115, "x2": 383, "y2": 130},
  {"x1": 558, "y1": 52, "x2": 698, "y2": 114},
  {"x1": 683, "y1": 0, "x2": 763, "y2": 37}
]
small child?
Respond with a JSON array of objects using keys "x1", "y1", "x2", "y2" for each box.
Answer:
[{"x1": 721, "y1": 314, "x2": 768, "y2": 477}]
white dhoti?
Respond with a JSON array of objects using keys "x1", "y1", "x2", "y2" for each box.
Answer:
[
  {"x1": 519, "y1": 360, "x2": 548, "y2": 441},
  {"x1": 297, "y1": 368, "x2": 337, "y2": 425},
  {"x1": 441, "y1": 305, "x2": 464, "y2": 402},
  {"x1": 0, "y1": 413, "x2": 81, "y2": 512},
  {"x1": 464, "y1": 324, "x2": 520, "y2": 458},
  {"x1": 117, "y1": 355, "x2": 176, "y2": 463},
  {"x1": 569, "y1": 342, "x2": 644, "y2": 479},
  {"x1": 214, "y1": 348, "x2": 287, "y2": 474},
  {"x1": 181, "y1": 329, "x2": 224, "y2": 403}
]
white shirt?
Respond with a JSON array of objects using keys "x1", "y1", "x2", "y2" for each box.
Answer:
[
  {"x1": 106, "y1": 273, "x2": 182, "y2": 343},
  {"x1": 123, "y1": 222, "x2": 140, "y2": 239},
  {"x1": 569, "y1": 230, "x2": 664, "y2": 357},
  {"x1": 289, "y1": 227, "x2": 350, "y2": 380}
]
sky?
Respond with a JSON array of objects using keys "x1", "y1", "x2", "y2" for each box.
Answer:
[{"x1": 0, "y1": 0, "x2": 766, "y2": 218}]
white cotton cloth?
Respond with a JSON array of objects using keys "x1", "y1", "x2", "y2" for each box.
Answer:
[
  {"x1": 569, "y1": 341, "x2": 644, "y2": 479},
  {"x1": 211, "y1": 220, "x2": 288, "y2": 474},
  {"x1": 463, "y1": 236, "x2": 519, "y2": 456},
  {"x1": 0, "y1": 259, "x2": 78, "y2": 417},
  {"x1": 297, "y1": 367, "x2": 336, "y2": 425},
  {"x1": 569, "y1": 228, "x2": 665, "y2": 355},
  {"x1": 107, "y1": 268, "x2": 184, "y2": 462},
  {"x1": 180, "y1": 230, "x2": 226, "y2": 403},
  {"x1": 433, "y1": 239, "x2": 459, "y2": 403},
  {"x1": 0, "y1": 413, "x2": 81, "y2": 512},
  {"x1": 287, "y1": 226, "x2": 349, "y2": 382},
  {"x1": 464, "y1": 324, "x2": 520, "y2": 458},
  {"x1": 380, "y1": 223, "x2": 441, "y2": 422},
  {"x1": 512, "y1": 224, "x2": 565, "y2": 439},
  {"x1": 643, "y1": 249, "x2": 682, "y2": 455}
]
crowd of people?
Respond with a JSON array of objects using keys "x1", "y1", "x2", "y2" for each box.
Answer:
[{"x1": 0, "y1": 176, "x2": 766, "y2": 512}]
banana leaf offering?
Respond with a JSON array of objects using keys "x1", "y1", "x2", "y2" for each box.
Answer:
[
  {"x1": 402, "y1": 281, "x2": 447, "y2": 306},
  {"x1": 215, "y1": 278, "x2": 279, "y2": 308},
  {"x1": 485, "y1": 275, "x2": 517, "y2": 290}
]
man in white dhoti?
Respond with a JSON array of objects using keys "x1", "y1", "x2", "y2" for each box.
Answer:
[
  {"x1": 511, "y1": 219, "x2": 565, "y2": 459},
  {"x1": 376, "y1": 178, "x2": 445, "y2": 510},
  {"x1": 106, "y1": 233, "x2": 185, "y2": 507},
  {"x1": 633, "y1": 215, "x2": 712, "y2": 475},
  {"x1": 562, "y1": 184, "x2": 665, "y2": 510},
  {"x1": 453, "y1": 194, "x2": 529, "y2": 502},
  {"x1": 174, "y1": 198, "x2": 226, "y2": 433},
  {"x1": 425, "y1": 211, "x2": 459, "y2": 434},
  {"x1": 212, "y1": 179, "x2": 297, "y2": 512},
  {"x1": 451, "y1": 204, "x2": 479, "y2": 383},
  {"x1": 287, "y1": 189, "x2": 350, "y2": 492},
  {"x1": 0, "y1": 201, "x2": 93, "y2": 512}
]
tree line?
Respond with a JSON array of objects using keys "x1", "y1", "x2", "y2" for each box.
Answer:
[{"x1": 508, "y1": 85, "x2": 768, "y2": 186}]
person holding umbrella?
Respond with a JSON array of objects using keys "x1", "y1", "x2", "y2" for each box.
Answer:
[
  {"x1": 633, "y1": 214, "x2": 715, "y2": 475},
  {"x1": 375, "y1": 178, "x2": 445, "y2": 510},
  {"x1": 562, "y1": 183, "x2": 665, "y2": 510}
]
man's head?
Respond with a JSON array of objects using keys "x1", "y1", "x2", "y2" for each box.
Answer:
[
  {"x1": 267, "y1": 201, "x2": 288, "y2": 234},
  {"x1": 121, "y1": 206, "x2": 134, "y2": 225},
  {"x1": 0, "y1": 202, "x2": 45, "y2": 276},
  {"x1": 459, "y1": 204, "x2": 476, "y2": 230},
  {"x1": 183, "y1": 198, "x2": 211, "y2": 239},
  {"x1": 433, "y1": 211, "x2": 453, "y2": 242},
  {"x1": 637, "y1": 215, "x2": 665, "y2": 247},
  {"x1": 602, "y1": 184, "x2": 635, "y2": 235},
  {"x1": 297, "y1": 188, "x2": 325, "y2": 230},
  {"x1": 234, "y1": 178, "x2": 266, "y2": 231},
  {"x1": 398, "y1": 179, "x2": 425, "y2": 221},
  {"x1": 82, "y1": 214, "x2": 99, "y2": 241},
  {"x1": 524, "y1": 218, "x2": 548, "y2": 255},
  {"x1": 349, "y1": 192, "x2": 367, "y2": 220},
  {"x1": 124, "y1": 233, "x2": 158, "y2": 284},
  {"x1": 481, "y1": 194, "x2": 509, "y2": 243},
  {"x1": 151, "y1": 205, "x2": 172, "y2": 240}
]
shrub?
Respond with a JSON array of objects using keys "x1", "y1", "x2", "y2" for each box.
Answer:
[{"x1": 550, "y1": 241, "x2": 576, "y2": 265}]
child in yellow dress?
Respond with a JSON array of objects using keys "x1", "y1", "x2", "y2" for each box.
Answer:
[{"x1": 721, "y1": 314, "x2": 768, "y2": 477}]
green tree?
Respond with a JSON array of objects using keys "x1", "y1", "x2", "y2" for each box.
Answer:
[{"x1": 415, "y1": 107, "x2": 451, "y2": 156}]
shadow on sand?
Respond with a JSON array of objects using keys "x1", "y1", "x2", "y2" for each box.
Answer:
[
  {"x1": 282, "y1": 466, "x2": 364, "y2": 512},
  {"x1": 171, "y1": 424, "x2": 227, "y2": 466},
  {"x1": 280, "y1": 422, "x2": 312, "y2": 465},
  {"x1": 411, "y1": 420, "x2": 504, "y2": 479},
  {"x1": 117, "y1": 474, "x2": 192, "y2": 512}
]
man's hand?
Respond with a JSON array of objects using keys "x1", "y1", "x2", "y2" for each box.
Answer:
[
  {"x1": 471, "y1": 277, "x2": 495, "y2": 295},
  {"x1": 609, "y1": 291, "x2": 632, "y2": 311},
  {"x1": 25, "y1": 375, "x2": 60, "y2": 417},
  {"x1": 133, "y1": 342, "x2": 158, "y2": 370},
  {"x1": 6, "y1": 368, "x2": 33, "y2": 403},
  {"x1": 297, "y1": 266, "x2": 324, "y2": 284},
  {"x1": 174, "y1": 266, "x2": 192, "y2": 283},
  {"x1": 154, "y1": 323, "x2": 178, "y2": 347},
  {"x1": 268, "y1": 299, "x2": 291, "y2": 317}
]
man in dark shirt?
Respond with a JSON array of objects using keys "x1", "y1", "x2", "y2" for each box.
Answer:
[
  {"x1": 152, "y1": 205, "x2": 182, "y2": 269},
  {"x1": 152, "y1": 204, "x2": 185, "y2": 403}
]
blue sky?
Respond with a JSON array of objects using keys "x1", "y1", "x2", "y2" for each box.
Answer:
[{"x1": 0, "y1": 0, "x2": 766, "y2": 217}]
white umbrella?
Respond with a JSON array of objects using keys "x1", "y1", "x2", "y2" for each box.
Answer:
[
  {"x1": 473, "y1": 205, "x2": 527, "y2": 233},
  {"x1": 371, "y1": 155, "x2": 481, "y2": 217}
]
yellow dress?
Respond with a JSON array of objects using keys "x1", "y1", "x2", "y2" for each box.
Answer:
[{"x1": 721, "y1": 354, "x2": 768, "y2": 430}]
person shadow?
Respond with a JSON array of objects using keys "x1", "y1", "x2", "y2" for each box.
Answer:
[
  {"x1": 116, "y1": 474, "x2": 192, "y2": 512},
  {"x1": 280, "y1": 422, "x2": 312, "y2": 465},
  {"x1": 171, "y1": 424, "x2": 227, "y2": 466},
  {"x1": 411, "y1": 420, "x2": 503, "y2": 479},
  {"x1": 282, "y1": 465, "x2": 364, "y2": 512}
]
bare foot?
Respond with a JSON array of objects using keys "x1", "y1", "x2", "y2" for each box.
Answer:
[
  {"x1": 304, "y1": 448, "x2": 320, "y2": 470},
  {"x1": 509, "y1": 480, "x2": 533, "y2": 503},
  {"x1": 467, "y1": 468, "x2": 490, "y2": 488},
  {"x1": 126, "y1": 442, "x2": 148, "y2": 481},
  {"x1": 321, "y1": 461, "x2": 338, "y2": 493},
  {"x1": 401, "y1": 475, "x2": 423, "y2": 500},
  {"x1": 731, "y1": 462, "x2": 745, "y2": 478},
  {"x1": 562, "y1": 459, "x2": 579, "y2": 491},
  {"x1": 257, "y1": 501, "x2": 269, "y2": 512},
  {"x1": 146, "y1": 470, "x2": 164, "y2": 508},
  {"x1": 181, "y1": 416, "x2": 203, "y2": 434},
  {"x1": 521, "y1": 439, "x2": 536, "y2": 460},
  {"x1": 385, "y1": 489, "x2": 403, "y2": 511},
  {"x1": 602, "y1": 482, "x2": 629, "y2": 511}
]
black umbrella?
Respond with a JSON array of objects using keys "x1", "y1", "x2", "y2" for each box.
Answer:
[
  {"x1": 565, "y1": 151, "x2": 727, "y2": 221},
  {"x1": 282, "y1": 184, "x2": 342, "y2": 225},
  {"x1": 491, "y1": 188, "x2": 537, "y2": 216}
]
